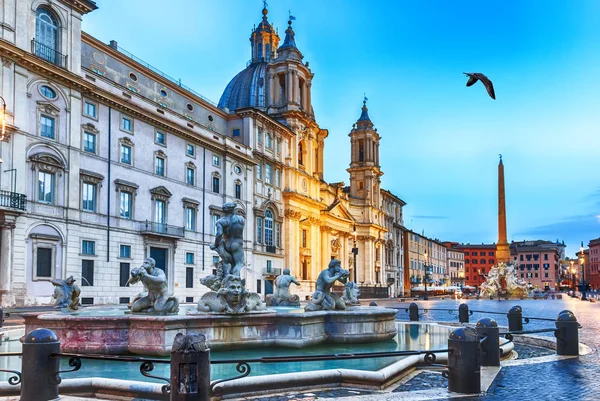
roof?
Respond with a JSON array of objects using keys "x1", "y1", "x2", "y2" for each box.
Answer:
[{"x1": 218, "y1": 62, "x2": 268, "y2": 112}]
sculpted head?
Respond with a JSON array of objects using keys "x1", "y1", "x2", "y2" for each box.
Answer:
[
  {"x1": 222, "y1": 202, "x2": 237, "y2": 214},
  {"x1": 219, "y1": 274, "x2": 246, "y2": 304},
  {"x1": 142, "y1": 258, "x2": 156, "y2": 272},
  {"x1": 328, "y1": 259, "x2": 341, "y2": 272},
  {"x1": 283, "y1": 268, "x2": 291, "y2": 276},
  {"x1": 65, "y1": 276, "x2": 76, "y2": 285}
]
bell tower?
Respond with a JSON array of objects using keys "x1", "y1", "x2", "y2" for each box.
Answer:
[
  {"x1": 347, "y1": 99, "x2": 383, "y2": 206},
  {"x1": 250, "y1": 5, "x2": 280, "y2": 63}
]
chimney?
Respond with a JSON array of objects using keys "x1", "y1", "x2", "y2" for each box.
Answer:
[{"x1": 109, "y1": 40, "x2": 118, "y2": 50}]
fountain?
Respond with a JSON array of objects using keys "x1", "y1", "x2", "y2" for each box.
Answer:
[
  {"x1": 479, "y1": 262, "x2": 528, "y2": 299},
  {"x1": 23, "y1": 202, "x2": 397, "y2": 356}
]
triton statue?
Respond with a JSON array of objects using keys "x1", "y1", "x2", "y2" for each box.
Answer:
[
  {"x1": 305, "y1": 259, "x2": 350, "y2": 312},
  {"x1": 266, "y1": 268, "x2": 301, "y2": 307},
  {"x1": 128, "y1": 258, "x2": 179, "y2": 315}
]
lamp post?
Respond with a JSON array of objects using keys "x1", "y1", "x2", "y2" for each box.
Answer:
[
  {"x1": 423, "y1": 250, "x2": 429, "y2": 300},
  {"x1": 579, "y1": 242, "x2": 587, "y2": 301},
  {"x1": 570, "y1": 260, "x2": 575, "y2": 294},
  {"x1": 352, "y1": 224, "x2": 358, "y2": 284},
  {"x1": 0, "y1": 96, "x2": 7, "y2": 140}
]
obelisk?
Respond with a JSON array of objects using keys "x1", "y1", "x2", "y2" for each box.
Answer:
[{"x1": 496, "y1": 155, "x2": 510, "y2": 263}]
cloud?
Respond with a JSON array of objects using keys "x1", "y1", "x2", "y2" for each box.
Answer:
[{"x1": 411, "y1": 215, "x2": 449, "y2": 220}]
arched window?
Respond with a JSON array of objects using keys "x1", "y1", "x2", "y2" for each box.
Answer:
[
  {"x1": 35, "y1": 8, "x2": 59, "y2": 64},
  {"x1": 265, "y1": 208, "x2": 274, "y2": 246},
  {"x1": 298, "y1": 142, "x2": 303, "y2": 165}
]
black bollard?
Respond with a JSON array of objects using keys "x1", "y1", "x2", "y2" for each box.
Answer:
[
  {"x1": 170, "y1": 333, "x2": 211, "y2": 401},
  {"x1": 21, "y1": 328, "x2": 60, "y2": 401},
  {"x1": 369, "y1": 301, "x2": 378, "y2": 306},
  {"x1": 458, "y1": 303, "x2": 469, "y2": 323},
  {"x1": 507, "y1": 305, "x2": 523, "y2": 332},
  {"x1": 555, "y1": 310, "x2": 579, "y2": 356},
  {"x1": 447, "y1": 327, "x2": 481, "y2": 394},
  {"x1": 476, "y1": 318, "x2": 500, "y2": 367},
  {"x1": 409, "y1": 302, "x2": 419, "y2": 321}
]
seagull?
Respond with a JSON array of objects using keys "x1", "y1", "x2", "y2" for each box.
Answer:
[{"x1": 464, "y1": 72, "x2": 495, "y2": 100}]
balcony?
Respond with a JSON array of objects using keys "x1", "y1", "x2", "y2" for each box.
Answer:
[
  {"x1": 263, "y1": 266, "x2": 282, "y2": 277},
  {"x1": 0, "y1": 191, "x2": 26, "y2": 212},
  {"x1": 31, "y1": 39, "x2": 67, "y2": 68},
  {"x1": 140, "y1": 221, "x2": 184, "y2": 238}
]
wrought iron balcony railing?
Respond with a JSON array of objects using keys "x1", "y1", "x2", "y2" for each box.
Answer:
[
  {"x1": 263, "y1": 266, "x2": 281, "y2": 276},
  {"x1": 141, "y1": 221, "x2": 184, "y2": 238},
  {"x1": 31, "y1": 39, "x2": 67, "y2": 68},
  {"x1": 0, "y1": 191, "x2": 26, "y2": 211}
]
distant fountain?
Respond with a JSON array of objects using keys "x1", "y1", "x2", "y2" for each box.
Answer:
[{"x1": 479, "y1": 262, "x2": 528, "y2": 299}]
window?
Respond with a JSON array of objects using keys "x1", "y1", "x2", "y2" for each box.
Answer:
[
  {"x1": 257, "y1": 128, "x2": 263, "y2": 144},
  {"x1": 544, "y1": 254, "x2": 548, "y2": 261},
  {"x1": 36, "y1": 247, "x2": 53, "y2": 278},
  {"x1": 186, "y1": 267, "x2": 194, "y2": 288},
  {"x1": 155, "y1": 200, "x2": 166, "y2": 224},
  {"x1": 82, "y1": 182, "x2": 96, "y2": 212},
  {"x1": 266, "y1": 133, "x2": 272, "y2": 148},
  {"x1": 40, "y1": 115, "x2": 55, "y2": 139},
  {"x1": 276, "y1": 138, "x2": 281, "y2": 154},
  {"x1": 298, "y1": 142, "x2": 304, "y2": 165},
  {"x1": 480, "y1": 259, "x2": 485, "y2": 264},
  {"x1": 212, "y1": 255, "x2": 219, "y2": 266},
  {"x1": 472, "y1": 259, "x2": 477, "y2": 264},
  {"x1": 265, "y1": 164, "x2": 272, "y2": 184},
  {"x1": 129, "y1": 72, "x2": 138, "y2": 81},
  {"x1": 120, "y1": 192, "x2": 132, "y2": 219},
  {"x1": 489, "y1": 259, "x2": 494, "y2": 264},
  {"x1": 276, "y1": 222, "x2": 281, "y2": 247},
  {"x1": 187, "y1": 103, "x2": 194, "y2": 112},
  {"x1": 256, "y1": 164, "x2": 262, "y2": 180},
  {"x1": 120, "y1": 144, "x2": 132, "y2": 164},
  {"x1": 544, "y1": 272, "x2": 549, "y2": 278},
  {"x1": 480, "y1": 252, "x2": 485, "y2": 256},
  {"x1": 82, "y1": 260, "x2": 94, "y2": 286},
  {"x1": 257, "y1": 279, "x2": 262, "y2": 294},
  {"x1": 465, "y1": 252, "x2": 470, "y2": 256},
  {"x1": 256, "y1": 217, "x2": 263, "y2": 244},
  {"x1": 83, "y1": 131, "x2": 96, "y2": 153},
  {"x1": 40, "y1": 85, "x2": 56, "y2": 99},
  {"x1": 186, "y1": 167, "x2": 195, "y2": 186},
  {"x1": 155, "y1": 156, "x2": 165, "y2": 176},
  {"x1": 211, "y1": 214, "x2": 220, "y2": 234},
  {"x1": 38, "y1": 171, "x2": 54, "y2": 203},
  {"x1": 84, "y1": 101, "x2": 97, "y2": 118},
  {"x1": 119, "y1": 263, "x2": 130, "y2": 287},
  {"x1": 212, "y1": 176, "x2": 220, "y2": 193},
  {"x1": 185, "y1": 252, "x2": 195, "y2": 265},
  {"x1": 488, "y1": 252, "x2": 494, "y2": 256},
  {"x1": 186, "y1": 144, "x2": 195, "y2": 157},
  {"x1": 35, "y1": 8, "x2": 59, "y2": 64},
  {"x1": 119, "y1": 245, "x2": 131, "y2": 258},
  {"x1": 275, "y1": 169, "x2": 280, "y2": 187},
  {"x1": 233, "y1": 128, "x2": 240, "y2": 137},
  {"x1": 302, "y1": 229, "x2": 307, "y2": 248},
  {"x1": 185, "y1": 207, "x2": 196, "y2": 231},
  {"x1": 160, "y1": 89, "x2": 168, "y2": 97},
  {"x1": 235, "y1": 183, "x2": 242, "y2": 199},
  {"x1": 155, "y1": 131, "x2": 165, "y2": 145},
  {"x1": 213, "y1": 154, "x2": 220, "y2": 166},
  {"x1": 121, "y1": 116, "x2": 132, "y2": 132},
  {"x1": 520, "y1": 255, "x2": 524, "y2": 261},
  {"x1": 265, "y1": 209, "x2": 274, "y2": 246},
  {"x1": 82, "y1": 240, "x2": 95, "y2": 255}
]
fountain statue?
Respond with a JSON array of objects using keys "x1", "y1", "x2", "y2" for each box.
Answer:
[
  {"x1": 127, "y1": 258, "x2": 179, "y2": 314},
  {"x1": 479, "y1": 262, "x2": 528, "y2": 299},
  {"x1": 305, "y1": 259, "x2": 350, "y2": 311},
  {"x1": 198, "y1": 202, "x2": 265, "y2": 313},
  {"x1": 51, "y1": 276, "x2": 81, "y2": 311},
  {"x1": 342, "y1": 281, "x2": 361, "y2": 306},
  {"x1": 266, "y1": 268, "x2": 301, "y2": 307}
]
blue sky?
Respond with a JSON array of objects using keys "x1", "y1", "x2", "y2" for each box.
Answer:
[{"x1": 83, "y1": 1, "x2": 600, "y2": 257}]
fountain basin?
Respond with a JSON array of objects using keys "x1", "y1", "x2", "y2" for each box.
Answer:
[{"x1": 23, "y1": 306, "x2": 397, "y2": 356}]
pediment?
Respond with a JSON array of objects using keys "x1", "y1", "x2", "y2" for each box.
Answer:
[
  {"x1": 37, "y1": 101, "x2": 60, "y2": 116},
  {"x1": 150, "y1": 186, "x2": 172, "y2": 199},
  {"x1": 82, "y1": 122, "x2": 99, "y2": 134},
  {"x1": 325, "y1": 200, "x2": 354, "y2": 221}
]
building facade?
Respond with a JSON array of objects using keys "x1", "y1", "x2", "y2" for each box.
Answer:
[
  {"x1": 451, "y1": 244, "x2": 496, "y2": 289},
  {"x1": 381, "y1": 189, "x2": 406, "y2": 297},
  {"x1": 0, "y1": 1, "x2": 406, "y2": 306},
  {"x1": 588, "y1": 238, "x2": 600, "y2": 291},
  {"x1": 445, "y1": 245, "x2": 465, "y2": 287},
  {"x1": 509, "y1": 240, "x2": 565, "y2": 291},
  {"x1": 403, "y1": 230, "x2": 448, "y2": 293}
]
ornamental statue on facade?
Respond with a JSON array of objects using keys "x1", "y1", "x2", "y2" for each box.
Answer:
[
  {"x1": 198, "y1": 202, "x2": 266, "y2": 313},
  {"x1": 305, "y1": 259, "x2": 350, "y2": 312},
  {"x1": 51, "y1": 276, "x2": 81, "y2": 311},
  {"x1": 266, "y1": 268, "x2": 301, "y2": 307},
  {"x1": 127, "y1": 258, "x2": 179, "y2": 315}
]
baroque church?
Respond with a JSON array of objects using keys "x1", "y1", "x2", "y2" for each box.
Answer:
[{"x1": 0, "y1": 1, "x2": 405, "y2": 306}]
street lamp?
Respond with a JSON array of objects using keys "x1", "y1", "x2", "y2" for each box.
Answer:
[
  {"x1": 570, "y1": 260, "x2": 575, "y2": 293},
  {"x1": 579, "y1": 242, "x2": 587, "y2": 301},
  {"x1": 423, "y1": 250, "x2": 429, "y2": 300},
  {"x1": 352, "y1": 224, "x2": 358, "y2": 284}
]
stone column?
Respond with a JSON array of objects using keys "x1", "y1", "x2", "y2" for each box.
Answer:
[
  {"x1": 268, "y1": 72, "x2": 275, "y2": 108},
  {"x1": 307, "y1": 83, "x2": 312, "y2": 115},
  {"x1": 0, "y1": 222, "x2": 14, "y2": 294},
  {"x1": 286, "y1": 71, "x2": 292, "y2": 103}
]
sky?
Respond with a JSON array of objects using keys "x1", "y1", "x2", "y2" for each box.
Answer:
[{"x1": 82, "y1": 0, "x2": 600, "y2": 257}]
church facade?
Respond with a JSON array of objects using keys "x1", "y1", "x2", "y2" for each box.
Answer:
[{"x1": 0, "y1": 1, "x2": 405, "y2": 306}]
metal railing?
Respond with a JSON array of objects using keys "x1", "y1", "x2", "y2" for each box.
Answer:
[
  {"x1": 31, "y1": 39, "x2": 67, "y2": 68},
  {"x1": 263, "y1": 266, "x2": 281, "y2": 276},
  {"x1": 115, "y1": 45, "x2": 217, "y2": 106},
  {"x1": 141, "y1": 221, "x2": 185, "y2": 238},
  {"x1": 0, "y1": 191, "x2": 26, "y2": 211}
]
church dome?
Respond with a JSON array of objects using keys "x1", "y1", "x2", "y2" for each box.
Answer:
[{"x1": 218, "y1": 62, "x2": 268, "y2": 112}]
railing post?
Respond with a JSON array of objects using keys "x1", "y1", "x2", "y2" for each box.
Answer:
[
  {"x1": 409, "y1": 302, "x2": 419, "y2": 321},
  {"x1": 555, "y1": 310, "x2": 579, "y2": 356},
  {"x1": 20, "y1": 328, "x2": 60, "y2": 401},
  {"x1": 170, "y1": 333, "x2": 210, "y2": 401},
  {"x1": 476, "y1": 318, "x2": 500, "y2": 367},
  {"x1": 446, "y1": 327, "x2": 481, "y2": 394},
  {"x1": 458, "y1": 303, "x2": 469, "y2": 323},
  {"x1": 507, "y1": 305, "x2": 523, "y2": 332}
]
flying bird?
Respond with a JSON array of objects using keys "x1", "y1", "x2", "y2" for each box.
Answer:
[{"x1": 464, "y1": 72, "x2": 495, "y2": 100}]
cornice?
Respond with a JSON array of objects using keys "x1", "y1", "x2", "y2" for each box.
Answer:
[
  {"x1": 57, "y1": 0, "x2": 98, "y2": 14},
  {"x1": 235, "y1": 108, "x2": 294, "y2": 138}
]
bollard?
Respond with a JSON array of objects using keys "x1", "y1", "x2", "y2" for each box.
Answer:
[
  {"x1": 409, "y1": 303, "x2": 419, "y2": 321},
  {"x1": 555, "y1": 310, "x2": 579, "y2": 356},
  {"x1": 476, "y1": 318, "x2": 500, "y2": 367},
  {"x1": 369, "y1": 301, "x2": 378, "y2": 306},
  {"x1": 21, "y1": 328, "x2": 60, "y2": 401},
  {"x1": 170, "y1": 333, "x2": 211, "y2": 401},
  {"x1": 446, "y1": 327, "x2": 481, "y2": 394},
  {"x1": 507, "y1": 305, "x2": 523, "y2": 332},
  {"x1": 458, "y1": 303, "x2": 469, "y2": 323}
]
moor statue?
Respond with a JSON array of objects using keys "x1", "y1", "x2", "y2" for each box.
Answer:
[
  {"x1": 266, "y1": 268, "x2": 301, "y2": 307},
  {"x1": 305, "y1": 259, "x2": 350, "y2": 312},
  {"x1": 128, "y1": 258, "x2": 179, "y2": 315},
  {"x1": 51, "y1": 275, "x2": 81, "y2": 311},
  {"x1": 197, "y1": 274, "x2": 265, "y2": 314}
]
